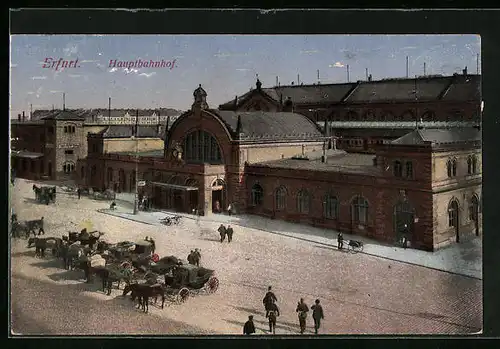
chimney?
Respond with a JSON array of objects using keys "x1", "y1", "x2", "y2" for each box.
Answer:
[
  {"x1": 236, "y1": 114, "x2": 242, "y2": 137},
  {"x1": 463, "y1": 66, "x2": 468, "y2": 76},
  {"x1": 22, "y1": 111, "x2": 25, "y2": 122},
  {"x1": 17, "y1": 113, "x2": 21, "y2": 122}
]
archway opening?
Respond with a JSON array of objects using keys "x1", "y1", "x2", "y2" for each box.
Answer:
[
  {"x1": 212, "y1": 178, "x2": 225, "y2": 214},
  {"x1": 448, "y1": 199, "x2": 460, "y2": 242},
  {"x1": 394, "y1": 200, "x2": 415, "y2": 246},
  {"x1": 186, "y1": 178, "x2": 200, "y2": 213}
]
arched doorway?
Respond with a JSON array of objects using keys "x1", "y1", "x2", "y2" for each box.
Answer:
[
  {"x1": 448, "y1": 199, "x2": 460, "y2": 242},
  {"x1": 394, "y1": 200, "x2": 415, "y2": 245},
  {"x1": 469, "y1": 195, "x2": 480, "y2": 236},
  {"x1": 212, "y1": 178, "x2": 225, "y2": 213},
  {"x1": 185, "y1": 178, "x2": 199, "y2": 212},
  {"x1": 169, "y1": 176, "x2": 184, "y2": 212}
]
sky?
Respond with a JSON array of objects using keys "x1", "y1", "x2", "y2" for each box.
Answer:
[{"x1": 10, "y1": 35, "x2": 480, "y2": 116}]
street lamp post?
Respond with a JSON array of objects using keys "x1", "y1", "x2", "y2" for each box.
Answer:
[{"x1": 132, "y1": 135, "x2": 139, "y2": 215}]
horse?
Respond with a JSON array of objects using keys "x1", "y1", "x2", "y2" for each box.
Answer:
[
  {"x1": 24, "y1": 217, "x2": 45, "y2": 237},
  {"x1": 123, "y1": 283, "x2": 166, "y2": 313},
  {"x1": 27, "y1": 237, "x2": 61, "y2": 258}
]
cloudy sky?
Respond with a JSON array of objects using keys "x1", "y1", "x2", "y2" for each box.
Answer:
[{"x1": 10, "y1": 34, "x2": 480, "y2": 116}]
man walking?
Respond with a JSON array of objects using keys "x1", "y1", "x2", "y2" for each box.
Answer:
[
  {"x1": 311, "y1": 299, "x2": 325, "y2": 334},
  {"x1": 337, "y1": 232, "x2": 344, "y2": 250},
  {"x1": 218, "y1": 224, "x2": 227, "y2": 243},
  {"x1": 268, "y1": 303, "x2": 280, "y2": 334},
  {"x1": 193, "y1": 248, "x2": 201, "y2": 266},
  {"x1": 77, "y1": 187, "x2": 81, "y2": 200},
  {"x1": 296, "y1": 298, "x2": 309, "y2": 334},
  {"x1": 263, "y1": 286, "x2": 278, "y2": 318},
  {"x1": 226, "y1": 225, "x2": 234, "y2": 243},
  {"x1": 227, "y1": 203, "x2": 233, "y2": 216},
  {"x1": 243, "y1": 315, "x2": 256, "y2": 335}
]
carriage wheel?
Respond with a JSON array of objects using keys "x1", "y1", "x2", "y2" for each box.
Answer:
[
  {"x1": 205, "y1": 276, "x2": 219, "y2": 293},
  {"x1": 176, "y1": 288, "x2": 190, "y2": 303}
]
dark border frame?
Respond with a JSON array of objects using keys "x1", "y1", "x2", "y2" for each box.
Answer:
[{"x1": 7, "y1": 7, "x2": 500, "y2": 347}]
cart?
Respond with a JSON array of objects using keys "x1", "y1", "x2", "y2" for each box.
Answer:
[{"x1": 346, "y1": 239, "x2": 364, "y2": 253}]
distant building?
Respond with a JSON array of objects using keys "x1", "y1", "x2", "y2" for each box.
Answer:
[{"x1": 74, "y1": 84, "x2": 482, "y2": 251}]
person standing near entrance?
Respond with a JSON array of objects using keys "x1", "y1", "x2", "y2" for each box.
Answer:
[
  {"x1": 77, "y1": 187, "x2": 81, "y2": 200},
  {"x1": 227, "y1": 203, "x2": 233, "y2": 216},
  {"x1": 226, "y1": 225, "x2": 234, "y2": 243}
]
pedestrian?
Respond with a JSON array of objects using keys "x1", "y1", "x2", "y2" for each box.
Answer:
[
  {"x1": 227, "y1": 203, "x2": 232, "y2": 216},
  {"x1": 193, "y1": 248, "x2": 201, "y2": 266},
  {"x1": 296, "y1": 298, "x2": 309, "y2": 334},
  {"x1": 110, "y1": 201, "x2": 117, "y2": 210},
  {"x1": 187, "y1": 250, "x2": 195, "y2": 265},
  {"x1": 77, "y1": 187, "x2": 81, "y2": 199},
  {"x1": 337, "y1": 232, "x2": 344, "y2": 250},
  {"x1": 263, "y1": 286, "x2": 278, "y2": 317},
  {"x1": 243, "y1": 315, "x2": 256, "y2": 335},
  {"x1": 311, "y1": 299, "x2": 324, "y2": 334},
  {"x1": 218, "y1": 224, "x2": 227, "y2": 243},
  {"x1": 226, "y1": 225, "x2": 234, "y2": 243},
  {"x1": 268, "y1": 303, "x2": 280, "y2": 334}
]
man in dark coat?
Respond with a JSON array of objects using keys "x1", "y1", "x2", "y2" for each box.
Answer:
[
  {"x1": 296, "y1": 298, "x2": 309, "y2": 334},
  {"x1": 337, "y1": 233, "x2": 344, "y2": 250},
  {"x1": 311, "y1": 299, "x2": 325, "y2": 334},
  {"x1": 263, "y1": 286, "x2": 278, "y2": 318},
  {"x1": 193, "y1": 248, "x2": 201, "y2": 266},
  {"x1": 218, "y1": 224, "x2": 226, "y2": 243},
  {"x1": 243, "y1": 315, "x2": 256, "y2": 335},
  {"x1": 187, "y1": 250, "x2": 195, "y2": 265},
  {"x1": 226, "y1": 225, "x2": 234, "y2": 243},
  {"x1": 268, "y1": 303, "x2": 280, "y2": 334},
  {"x1": 77, "y1": 187, "x2": 81, "y2": 199}
]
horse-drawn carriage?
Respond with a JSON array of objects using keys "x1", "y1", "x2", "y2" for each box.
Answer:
[
  {"x1": 33, "y1": 185, "x2": 56, "y2": 205},
  {"x1": 346, "y1": 239, "x2": 364, "y2": 253}
]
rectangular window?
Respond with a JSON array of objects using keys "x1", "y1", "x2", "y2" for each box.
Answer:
[
  {"x1": 405, "y1": 161, "x2": 413, "y2": 178},
  {"x1": 65, "y1": 150, "x2": 74, "y2": 155}
]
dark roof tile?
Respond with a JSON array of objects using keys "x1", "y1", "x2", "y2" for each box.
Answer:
[
  {"x1": 212, "y1": 110, "x2": 323, "y2": 141},
  {"x1": 391, "y1": 128, "x2": 481, "y2": 145}
]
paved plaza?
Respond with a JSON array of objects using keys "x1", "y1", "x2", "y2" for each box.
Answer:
[{"x1": 10, "y1": 180, "x2": 482, "y2": 335}]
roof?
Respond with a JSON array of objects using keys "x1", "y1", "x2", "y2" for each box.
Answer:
[
  {"x1": 11, "y1": 151, "x2": 44, "y2": 159},
  {"x1": 101, "y1": 125, "x2": 161, "y2": 138},
  {"x1": 391, "y1": 128, "x2": 482, "y2": 145},
  {"x1": 441, "y1": 75, "x2": 481, "y2": 101},
  {"x1": 41, "y1": 110, "x2": 85, "y2": 121},
  {"x1": 345, "y1": 77, "x2": 451, "y2": 103},
  {"x1": 10, "y1": 120, "x2": 45, "y2": 125},
  {"x1": 212, "y1": 110, "x2": 323, "y2": 141},
  {"x1": 317, "y1": 121, "x2": 479, "y2": 129},
  {"x1": 219, "y1": 74, "x2": 481, "y2": 108},
  {"x1": 252, "y1": 152, "x2": 380, "y2": 175}
]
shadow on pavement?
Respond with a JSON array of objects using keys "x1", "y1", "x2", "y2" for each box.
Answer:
[{"x1": 30, "y1": 258, "x2": 63, "y2": 269}]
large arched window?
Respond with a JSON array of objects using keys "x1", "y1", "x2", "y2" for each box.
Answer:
[
  {"x1": 351, "y1": 196, "x2": 369, "y2": 224},
  {"x1": 184, "y1": 130, "x2": 223, "y2": 164},
  {"x1": 251, "y1": 183, "x2": 264, "y2": 206},
  {"x1": 275, "y1": 186, "x2": 287, "y2": 211},
  {"x1": 448, "y1": 199, "x2": 459, "y2": 228},
  {"x1": 297, "y1": 189, "x2": 311, "y2": 214},
  {"x1": 323, "y1": 193, "x2": 339, "y2": 219},
  {"x1": 468, "y1": 155, "x2": 478, "y2": 174},
  {"x1": 469, "y1": 195, "x2": 479, "y2": 222},
  {"x1": 447, "y1": 158, "x2": 457, "y2": 178}
]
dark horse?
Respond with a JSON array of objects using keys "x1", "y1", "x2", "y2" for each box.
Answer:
[{"x1": 123, "y1": 283, "x2": 166, "y2": 313}]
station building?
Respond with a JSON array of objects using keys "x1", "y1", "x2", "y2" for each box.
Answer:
[{"x1": 75, "y1": 84, "x2": 482, "y2": 251}]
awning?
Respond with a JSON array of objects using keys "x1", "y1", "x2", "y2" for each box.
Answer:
[
  {"x1": 11, "y1": 151, "x2": 44, "y2": 159},
  {"x1": 151, "y1": 182, "x2": 198, "y2": 191}
]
